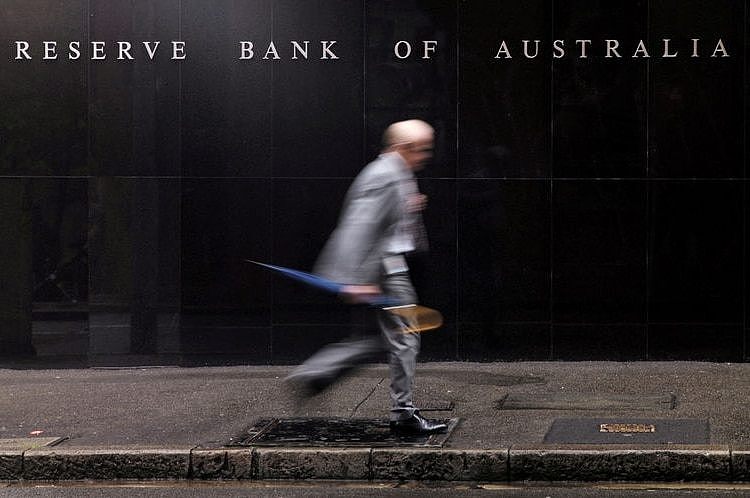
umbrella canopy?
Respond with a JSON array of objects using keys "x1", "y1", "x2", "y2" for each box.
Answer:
[{"x1": 245, "y1": 260, "x2": 399, "y2": 307}]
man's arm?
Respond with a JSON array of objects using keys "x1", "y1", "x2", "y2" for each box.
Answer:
[{"x1": 315, "y1": 175, "x2": 399, "y2": 286}]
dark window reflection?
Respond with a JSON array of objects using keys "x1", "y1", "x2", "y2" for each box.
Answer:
[
  {"x1": 31, "y1": 180, "x2": 88, "y2": 305},
  {"x1": 30, "y1": 179, "x2": 89, "y2": 357}
]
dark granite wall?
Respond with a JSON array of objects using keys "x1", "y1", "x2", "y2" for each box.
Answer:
[{"x1": 0, "y1": 0, "x2": 746, "y2": 364}]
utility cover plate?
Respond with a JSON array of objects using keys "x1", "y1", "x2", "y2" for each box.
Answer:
[
  {"x1": 498, "y1": 393, "x2": 676, "y2": 411},
  {"x1": 228, "y1": 417, "x2": 459, "y2": 448},
  {"x1": 543, "y1": 418, "x2": 709, "y2": 444}
]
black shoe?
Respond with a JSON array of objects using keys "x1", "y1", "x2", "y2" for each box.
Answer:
[{"x1": 390, "y1": 412, "x2": 447, "y2": 434}]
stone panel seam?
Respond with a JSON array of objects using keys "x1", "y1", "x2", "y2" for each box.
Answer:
[
  {"x1": 729, "y1": 445, "x2": 750, "y2": 482},
  {"x1": 505, "y1": 444, "x2": 513, "y2": 482},
  {"x1": 251, "y1": 447, "x2": 259, "y2": 480},
  {"x1": 221, "y1": 450, "x2": 228, "y2": 478},
  {"x1": 188, "y1": 445, "x2": 197, "y2": 479}
]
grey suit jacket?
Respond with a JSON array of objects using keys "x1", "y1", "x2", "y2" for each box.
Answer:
[{"x1": 314, "y1": 152, "x2": 419, "y2": 285}]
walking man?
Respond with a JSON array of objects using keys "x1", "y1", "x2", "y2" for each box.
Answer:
[{"x1": 286, "y1": 119, "x2": 446, "y2": 434}]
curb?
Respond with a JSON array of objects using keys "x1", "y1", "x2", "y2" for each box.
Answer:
[
  {"x1": 1, "y1": 446, "x2": 749, "y2": 482},
  {"x1": 23, "y1": 449, "x2": 190, "y2": 481},
  {"x1": 509, "y1": 446, "x2": 732, "y2": 482}
]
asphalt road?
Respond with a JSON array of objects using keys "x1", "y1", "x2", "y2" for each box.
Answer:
[{"x1": 2, "y1": 482, "x2": 750, "y2": 497}]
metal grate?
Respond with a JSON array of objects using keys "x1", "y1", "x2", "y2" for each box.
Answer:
[{"x1": 228, "y1": 417, "x2": 460, "y2": 448}]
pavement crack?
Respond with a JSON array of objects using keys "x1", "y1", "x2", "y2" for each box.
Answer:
[{"x1": 350, "y1": 377, "x2": 386, "y2": 418}]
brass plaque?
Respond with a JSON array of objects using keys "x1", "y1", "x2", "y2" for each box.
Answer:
[
  {"x1": 599, "y1": 423, "x2": 655, "y2": 433},
  {"x1": 545, "y1": 419, "x2": 707, "y2": 444}
]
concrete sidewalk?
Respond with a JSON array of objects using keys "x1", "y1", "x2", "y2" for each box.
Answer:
[{"x1": 0, "y1": 362, "x2": 748, "y2": 482}]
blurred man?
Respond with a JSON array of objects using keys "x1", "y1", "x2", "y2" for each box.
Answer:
[{"x1": 286, "y1": 119, "x2": 446, "y2": 434}]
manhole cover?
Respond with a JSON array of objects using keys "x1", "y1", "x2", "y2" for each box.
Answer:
[
  {"x1": 498, "y1": 393, "x2": 676, "y2": 411},
  {"x1": 0, "y1": 437, "x2": 66, "y2": 451},
  {"x1": 228, "y1": 417, "x2": 459, "y2": 448},
  {"x1": 543, "y1": 418, "x2": 709, "y2": 444}
]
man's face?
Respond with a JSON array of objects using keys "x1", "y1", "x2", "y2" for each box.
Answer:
[{"x1": 400, "y1": 136, "x2": 434, "y2": 171}]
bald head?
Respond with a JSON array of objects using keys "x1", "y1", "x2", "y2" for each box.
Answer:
[
  {"x1": 383, "y1": 120, "x2": 434, "y2": 149},
  {"x1": 382, "y1": 120, "x2": 434, "y2": 171}
]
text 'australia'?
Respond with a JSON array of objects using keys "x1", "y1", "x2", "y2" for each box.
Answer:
[{"x1": 494, "y1": 38, "x2": 730, "y2": 59}]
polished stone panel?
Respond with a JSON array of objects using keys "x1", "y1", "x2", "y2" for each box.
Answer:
[
  {"x1": 649, "y1": 0, "x2": 745, "y2": 178},
  {"x1": 553, "y1": 1, "x2": 648, "y2": 178},
  {"x1": 419, "y1": 323, "x2": 457, "y2": 362},
  {"x1": 409, "y1": 180, "x2": 456, "y2": 326},
  {"x1": 553, "y1": 325, "x2": 647, "y2": 361},
  {"x1": 0, "y1": 1, "x2": 87, "y2": 176},
  {"x1": 0, "y1": 180, "x2": 34, "y2": 354},
  {"x1": 273, "y1": 0, "x2": 364, "y2": 178},
  {"x1": 88, "y1": 178, "x2": 181, "y2": 355},
  {"x1": 458, "y1": 323, "x2": 551, "y2": 362},
  {"x1": 271, "y1": 179, "x2": 350, "y2": 325},
  {"x1": 648, "y1": 324, "x2": 743, "y2": 362},
  {"x1": 459, "y1": 0, "x2": 551, "y2": 179},
  {"x1": 457, "y1": 180, "x2": 551, "y2": 323},
  {"x1": 179, "y1": 324, "x2": 271, "y2": 361},
  {"x1": 649, "y1": 182, "x2": 743, "y2": 323},
  {"x1": 89, "y1": 0, "x2": 180, "y2": 176},
  {"x1": 552, "y1": 181, "x2": 647, "y2": 323},
  {"x1": 367, "y1": 0, "x2": 457, "y2": 178},
  {"x1": 29, "y1": 180, "x2": 88, "y2": 305},
  {"x1": 28, "y1": 179, "x2": 89, "y2": 356},
  {"x1": 181, "y1": 179, "x2": 271, "y2": 325},
  {"x1": 181, "y1": 0, "x2": 273, "y2": 177}
]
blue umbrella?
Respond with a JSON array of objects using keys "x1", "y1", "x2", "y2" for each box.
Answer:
[{"x1": 245, "y1": 260, "x2": 399, "y2": 307}]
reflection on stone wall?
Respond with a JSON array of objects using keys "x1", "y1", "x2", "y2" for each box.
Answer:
[
  {"x1": 88, "y1": 178, "x2": 181, "y2": 359},
  {"x1": 0, "y1": 181, "x2": 33, "y2": 355}
]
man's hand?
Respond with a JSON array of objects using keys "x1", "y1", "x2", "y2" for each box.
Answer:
[{"x1": 339, "y1": 284, "x2": 382, "y2": 304}]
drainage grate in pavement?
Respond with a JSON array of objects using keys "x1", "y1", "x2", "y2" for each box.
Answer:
[
  {"x1": 498, "y1": 393, "x2": 676, "y2": 411},
  {"x1": 543, "y1": 418, "x2": 709, "y2": 444},
  {"x1": 0, "y1": 437, "x2": 66, "y2": 451},
  {"x1": 228, "y1": 417, "x2": 460, "y2": 448}
]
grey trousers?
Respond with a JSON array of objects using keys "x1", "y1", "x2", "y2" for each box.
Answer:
[{"x1": 287, "y1": 272, "x2": 421, "y2": 421}]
